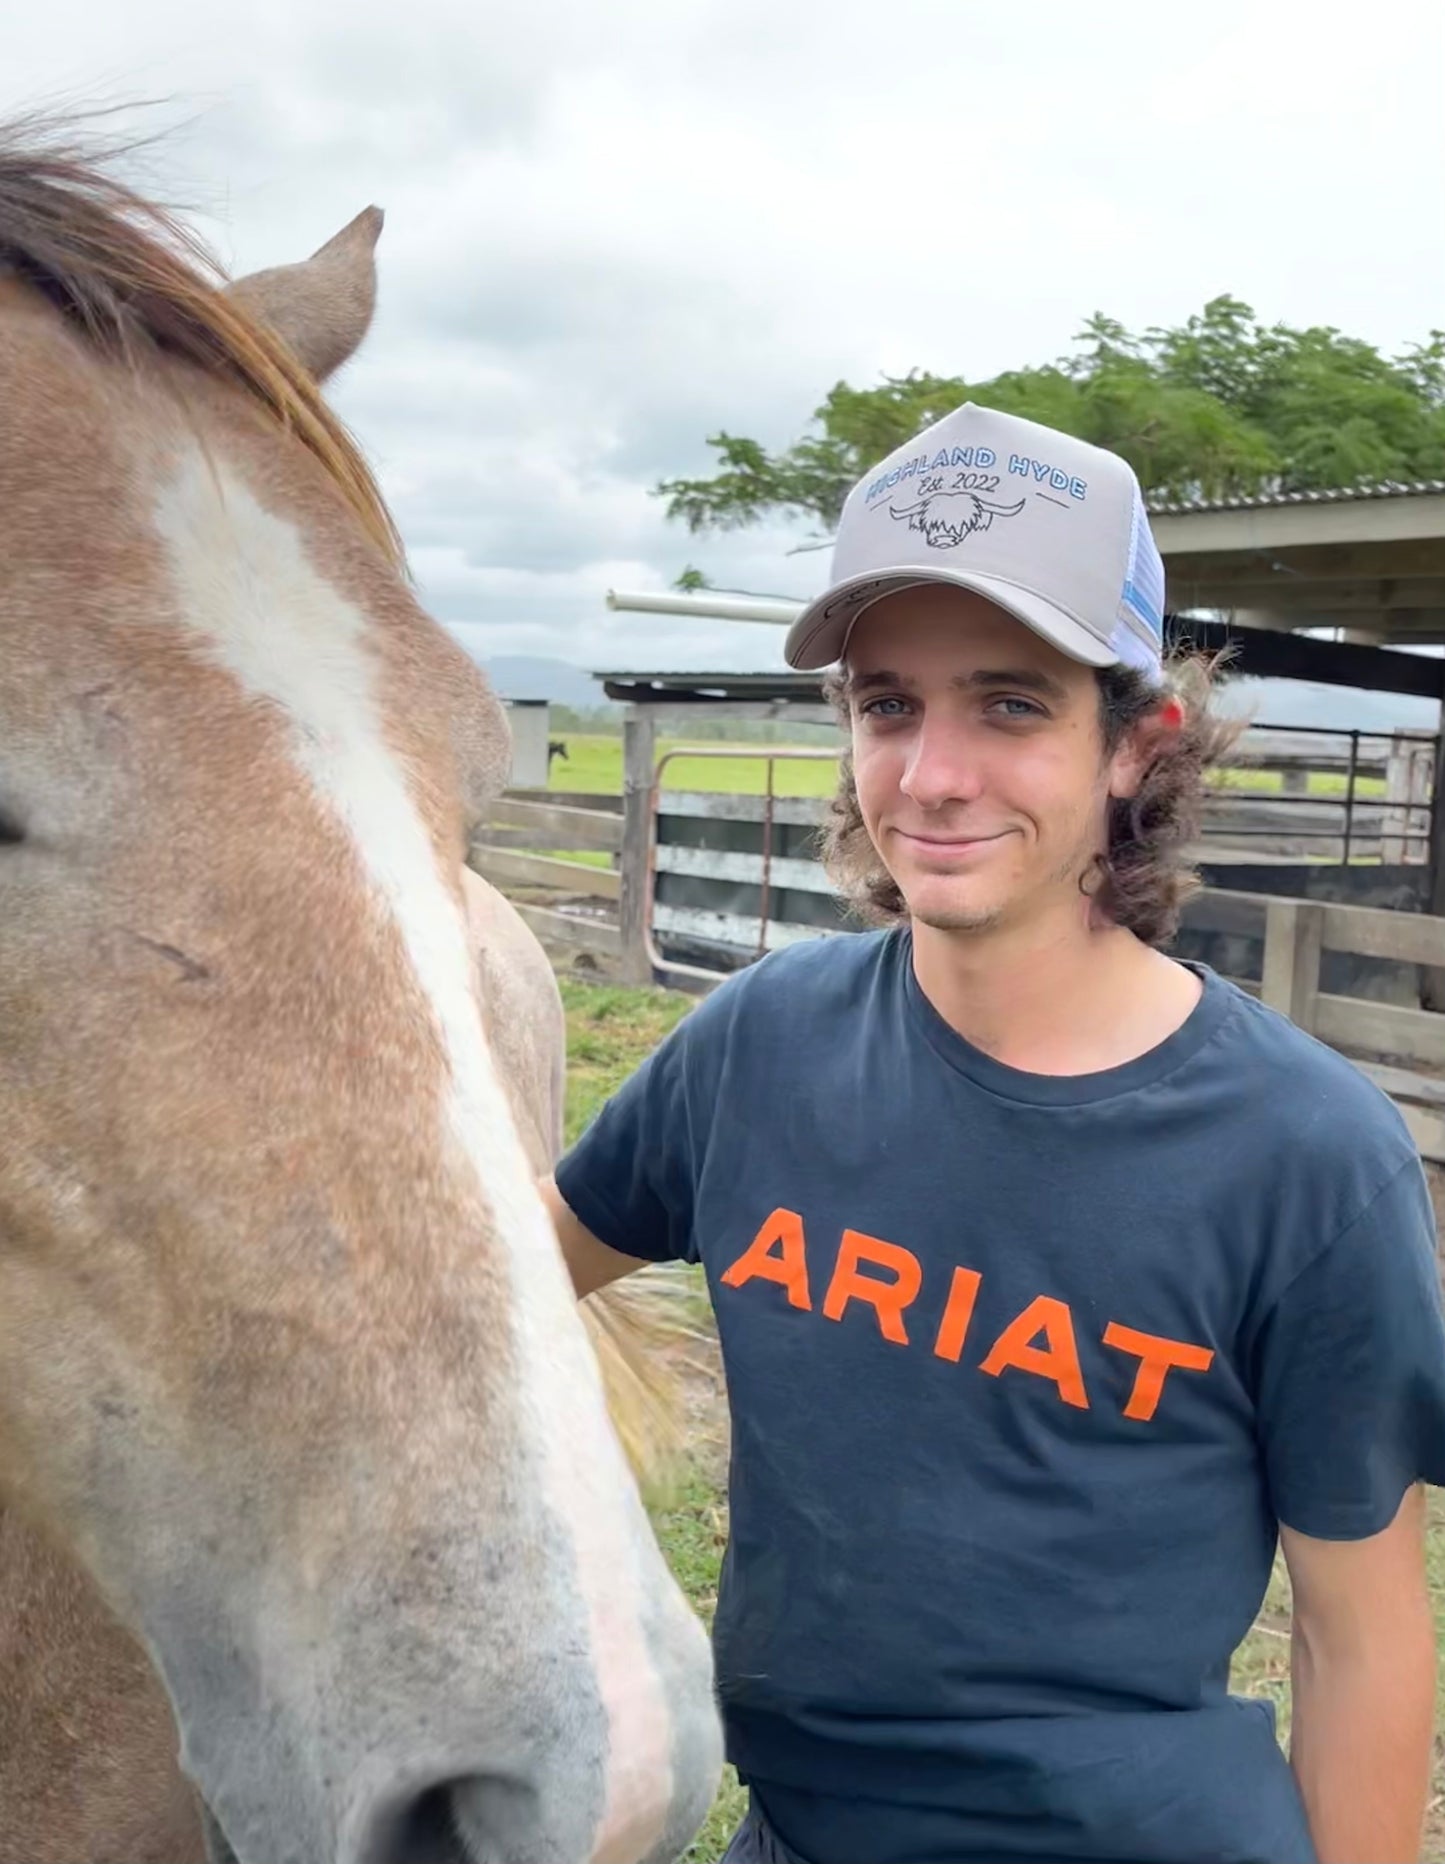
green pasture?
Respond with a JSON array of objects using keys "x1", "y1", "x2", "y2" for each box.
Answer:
[
  {"x1": 537, "y1": 732, "x2": 1394, "y2": 883},
  {"x1": 548, "y1": 733, "x2": 837, "y2": 799},
  {"x1": 544, "y1": 731, "x2": 1388, "y2": 803},
  {"x1": 1210, "y1": 765, "x2": 1388, "y2": 799},
  {"x1": 560, "y1": 976, "x2": 748, "y2": 1852},
  {"x1": 540, "y1": 733, "x2": 837, "y2": 876},
  {"x1": 559, "y1": 975, "x2": 1445, "y2": 1863}
]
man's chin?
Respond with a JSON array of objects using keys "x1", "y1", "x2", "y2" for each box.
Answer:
[
  {"x1": 896, "y1": 878, "x2": 1005, "y2": 935},
  {"x1": 910, "y1": 905, "x2": 1005, "y2": 934}
]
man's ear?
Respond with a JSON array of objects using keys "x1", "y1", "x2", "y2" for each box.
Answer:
[
  {"x1": 226, "y1": 206, "x2": 384, "y2": 383},
  {"x1": 1108, "y1": 697, "x2": 1182, "y2": 802}
]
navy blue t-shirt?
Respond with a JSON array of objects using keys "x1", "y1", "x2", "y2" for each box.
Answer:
[{"x1": 555, "y1": 931, "x2": 1445, "y2": 1864}]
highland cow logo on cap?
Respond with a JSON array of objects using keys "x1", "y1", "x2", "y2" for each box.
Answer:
[{"x1": 887, "y1": 486, "x2": 1027, "y2": 549}]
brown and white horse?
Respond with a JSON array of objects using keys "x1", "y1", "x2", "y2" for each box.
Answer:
[{"x1": 0, "y1": 123, "x2": 720, "y2": 1864}]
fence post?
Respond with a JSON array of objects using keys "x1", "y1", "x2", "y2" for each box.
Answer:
[
  {"x1": 1413, "y1": 743, "x2": 1436, "y2": 865},
  {"x1": 1423, "y1": 727, "x2": 1445, "y2": 1011},
  {"x1": 1261, "y1": 898, "x2": 1324, "y2": 1031},
  {"x1": 1382, "y1": 733, "x2": 1432, "y2": 866},
  {"x1": 619, "y1": 708, "x2": 656, "y2": 986}
]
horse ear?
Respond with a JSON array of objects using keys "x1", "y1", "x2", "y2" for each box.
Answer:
[{"x1": 226, "y1": 207, "x2": 384, "y2": 384}]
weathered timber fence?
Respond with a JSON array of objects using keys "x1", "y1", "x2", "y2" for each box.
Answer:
[
  {"x1": 466, "y1": 734, "x2": 839, "y2": 987},
  {"x1": 469, "y1": 793, "x2": 624, "y2": 970},
  {"x1": 1188, "y1": 889, "x2": 1445, "y2": 1162},
  {"x1": 465, "y1": 725, "x2": 1445, "y2": 1162},
  {"x1": 470, "y1": 714, "x2": 1445, "y2": 977},
  {"x1": 1204, "y1": 725, "x2": 1436, "y2": 863}
]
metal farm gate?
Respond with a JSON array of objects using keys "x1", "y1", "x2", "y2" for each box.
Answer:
[{"x1": 644, "y1": 747, "x2": 848, "y2": 982}]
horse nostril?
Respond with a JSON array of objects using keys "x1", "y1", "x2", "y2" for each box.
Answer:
[
  {"x1": 378, "y1": 1776, "x2": 542, "y2": 1864},
  {"x1": 199, "y1": 1805, "x2": 242, "y2": 1863},
  {"x1": 381, "y1": 1783, "x2": 472, "y2": 1864},
  {"x1": 447, "y1": 1774, "x2": 546, "y2": 1861}
]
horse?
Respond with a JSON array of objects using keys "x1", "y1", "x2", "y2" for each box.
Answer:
[{"x1": 0, "y1": 118, "x2": 721, "y2": 1864}]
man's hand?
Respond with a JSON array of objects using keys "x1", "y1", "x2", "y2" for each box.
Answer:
[
  {"x1": 1283, "y1": 1484, "x2": 1436, "y2": 1864},
  {"x1": 538, "y1": 1175, "x2": 650, "y2": 1298}
]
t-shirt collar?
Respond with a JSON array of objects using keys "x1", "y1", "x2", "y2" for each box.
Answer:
[{"x1": 897, "y1": 929, "x2": 1239, "y2": 1107}]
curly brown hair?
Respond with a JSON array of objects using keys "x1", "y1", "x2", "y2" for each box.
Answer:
[{"x1": 817, "y1": 652, "x2": 1245, "y2": 948}]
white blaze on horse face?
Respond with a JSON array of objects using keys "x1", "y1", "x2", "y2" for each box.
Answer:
[{"x1": 151, "y1": 453, "x2": 676, "y2": 1860}]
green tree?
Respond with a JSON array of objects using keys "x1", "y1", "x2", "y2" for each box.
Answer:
[{"x1": 655, "y1": 298, "x2": 1445, "y2": 544}]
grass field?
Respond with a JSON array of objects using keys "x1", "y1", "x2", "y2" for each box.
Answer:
[
  {"x1": 550, "y1": 732, "x2": 838, "y2": 800},
  {"x1": 547, "y1": 731, "x2": 1389, "y2": 803},
  {"x1": 560, "y1": 978, "x2": 749, "y2": 1852},
  {"x1": 559, "y1": 975, "x2": 1445, "y2": 1862}
]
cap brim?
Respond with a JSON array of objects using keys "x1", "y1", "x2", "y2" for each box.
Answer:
[{"x1": 783, "y1": 567, "x2": 1120, "y2": 673}]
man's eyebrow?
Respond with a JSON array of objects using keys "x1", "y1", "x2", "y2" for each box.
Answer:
[
  {"x1": 960, "y1": 667, "x2": 1070, "y2": 702},
  {"x1": 845, "y1": 668, "x2": 916, "y2": 696},
  {"x1": 844, "y1": 666, "x2": 1070, "y2": 702}
]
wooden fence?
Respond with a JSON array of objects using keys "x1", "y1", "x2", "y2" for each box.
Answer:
[
  {"x1": 469, "y1": 792, "x2": 625, "y2": 970},
  {"x1": 465, "y1": 721, "x2": 1445, "y2": 1162},
  {"x1": 1200, "y1": 726, "x2": 1435, "y2": 863},
  {"x1": 472, "y1": 726, "x2": 1445, "y2": 970},
  {"x1": 1189, "y1": 889, "x2": 1445, "y2": 1162}
]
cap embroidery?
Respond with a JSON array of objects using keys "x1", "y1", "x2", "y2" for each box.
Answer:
[{"x1": 886, "y1": 488, "x2": 1027, "y2": 550}]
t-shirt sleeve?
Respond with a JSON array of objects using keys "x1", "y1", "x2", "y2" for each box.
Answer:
[
  {"x1": 1254, "y1": 1156, "x2": 1445, "y2": 1540},
  {"x1": 553, "y1": 1012, "x2": 705, "y2": 1266}
]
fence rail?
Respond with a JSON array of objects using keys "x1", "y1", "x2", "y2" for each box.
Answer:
[
  {"x1": 488, "y1": 797, "x2": 623, "y2": 853},
  {"x1": 473, "y1": 847, "x2": 622, "y2": 900},
  {"x1": 468, "y1": 723, "x2": 1445, "y2": 1160},
  {"x1": 1177, "y1": 887, "x2": 1445, "y2": 1158},
  {"x1": 1200, "y1": 723, "x2": 1436, "y2": 863},
  {"x1": 475, "y1": 726, "x2": 1445, "y2": 979}
]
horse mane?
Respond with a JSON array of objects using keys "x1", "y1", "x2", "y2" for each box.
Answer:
[{"x1": 0, "y1": 115, "x2": 405, "y2": 569}]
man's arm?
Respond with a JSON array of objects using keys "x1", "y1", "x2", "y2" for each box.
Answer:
[
  {"x1": 539, "y1": 1174, "x2": 653, "y2": 1298},
  {"x1": 1282, "y1": 1483, "x2": 1436, "y2": 1864}
]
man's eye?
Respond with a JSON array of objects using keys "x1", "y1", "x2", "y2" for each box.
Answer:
[
  {"x1": 990, "y1": 697, "x2": 1044, "y2": 720},
  {"x1": 861, "y1": 697, "x2": 910, "y2": 718}
]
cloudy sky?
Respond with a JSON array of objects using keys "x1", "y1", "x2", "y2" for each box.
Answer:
[{"x1": 7, "y1": 1, "x2": 1445, "y2": 690}]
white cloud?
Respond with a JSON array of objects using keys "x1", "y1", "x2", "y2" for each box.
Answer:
[{"x1": 6, "y1": 0, "x2": 1444, "y2": 680}]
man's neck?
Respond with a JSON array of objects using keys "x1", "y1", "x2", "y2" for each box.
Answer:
[{"x1": 909, "y1": 904, "x2": 1203, "y2": 1077}]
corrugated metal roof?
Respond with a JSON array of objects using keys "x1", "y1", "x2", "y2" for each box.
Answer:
[
  {"x1": 596, "y1": 670, "x2": 824, "y2": 700},
  {"x1": 1147, "y1": 479, "x2": 1445, "y2": 515}
]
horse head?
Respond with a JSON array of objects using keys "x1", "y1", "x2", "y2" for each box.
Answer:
[{"x1": 0, "y1": 119, "x2": 718, "y2": 1864}]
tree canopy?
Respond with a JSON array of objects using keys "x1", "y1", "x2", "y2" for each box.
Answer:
[{"x1": 655, "y1": 297, "x2": 1445, "y2": 550}]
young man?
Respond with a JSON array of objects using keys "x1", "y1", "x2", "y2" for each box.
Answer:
[{"x1": 542, "y1": 404, "x2": 1445, "y2": 1864}]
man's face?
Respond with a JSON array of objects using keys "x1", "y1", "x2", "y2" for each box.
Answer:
[{"x1": 845, "y1": 586, "x2": 1145, "y2": 936}]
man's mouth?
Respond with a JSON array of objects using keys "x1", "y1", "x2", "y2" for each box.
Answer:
[{"x1": 893, "y1": 828, "x2": 1010, "y2": 857}]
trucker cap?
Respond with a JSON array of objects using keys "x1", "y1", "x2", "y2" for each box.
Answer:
[{"x1": 782, "y1": 402, "x2": 1166, "y2": 680}]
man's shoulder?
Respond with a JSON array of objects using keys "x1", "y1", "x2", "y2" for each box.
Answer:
[
  {"x1": 701, "y1": 927, "x2": 898, "y2": 1013},
  {"x1": 1211, "y1": 971, "x2": 1420, "y2": 1173},
  {"x1": 672, "y1": 927, "x2": 899, "y2": 1056}
]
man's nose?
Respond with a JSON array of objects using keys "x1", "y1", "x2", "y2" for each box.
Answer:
[{"x1": 899, "y1": 717, "x2": 985, "y2": 809}]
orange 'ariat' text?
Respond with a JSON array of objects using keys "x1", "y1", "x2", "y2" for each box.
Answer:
[{"x1": 720, "y1": 1207, "x2": 1214, "y2": 1421}]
